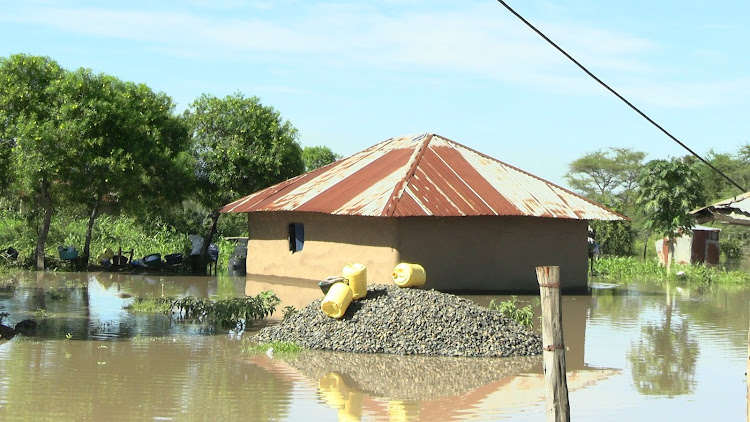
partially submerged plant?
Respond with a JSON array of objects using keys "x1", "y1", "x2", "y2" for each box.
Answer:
[
  {"x1": 242, "y1": 340, "x2": 303, "y2": 356},
  {"x1": 125, "y1": 297, "x2": 173, "y2": 314},
  {"x1": 489, "y1": 296, "x2": 534, "y2": 329},
  {"x1": 125, "y1": 290, "x2": 281, "y2": 330}
]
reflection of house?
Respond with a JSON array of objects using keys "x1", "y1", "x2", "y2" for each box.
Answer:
[
  {"x1": 655, "y1": 225, "x2": 720, "y2": 265},
  {"x1": 222, "y1": 133, "x2": 624, "y2": 293}
]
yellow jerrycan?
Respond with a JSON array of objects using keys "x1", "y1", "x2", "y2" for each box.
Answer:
[
  {"x1": 392, "y1": 263, "x2": 426, "y2": 287},
  {"x1": 321, "y1": 281, "x2": 353, "y2": 318},
  {"x1": 342, "y1": 263, "x2": 367, "y2": 300}
]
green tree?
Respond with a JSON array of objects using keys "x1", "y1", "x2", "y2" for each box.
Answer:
[
  {"x1": 57, "y1": 68, "x2": 191, "y2": 263},
  {"x1": 302, "y1": 145, "x2": 341, "y2": 171},
  {"x1": 636, "y1": 159, "x2": 705, "y2": 271},
  {"x1": 0, "y1": 54, "x2": 67, "y2": 268},
  {"x1": 184, "y1": 92, "x2": 304, "y2": 271},
  {"x1": 565, "y1": 147, "x2": 646, "y2": 209}
]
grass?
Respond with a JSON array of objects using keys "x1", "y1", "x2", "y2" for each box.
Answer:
[
  {"x1": 593, "y1": 256, "x2": 750, "y2": 285},
  {"x1": 242, "y1": 341, "x2": 303, "y2": 356},
  {"x1": 125, "y1": 297, "x2": 174, "y2": 313}
]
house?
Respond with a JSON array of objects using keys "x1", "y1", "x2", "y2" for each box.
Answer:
[
  {"x1": 221, "y1": 133, "x2": 625, "y2": 293},
  {"x1": 655, "y1": 225, "x2": 721, "y2": 266}
]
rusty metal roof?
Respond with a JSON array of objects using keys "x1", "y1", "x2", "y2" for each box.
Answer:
[{"x1": 221, "y1": 133, "x2": 626, "y2": 220}]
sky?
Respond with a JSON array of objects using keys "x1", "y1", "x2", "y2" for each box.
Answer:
[{"x1": 2, "y1": 0, "x2": 749, "y2": 188}]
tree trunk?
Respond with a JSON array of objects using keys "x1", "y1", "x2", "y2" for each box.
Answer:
[
  {"x1": 35, "y1": 179, "x2": 53, "y2": 270},
  {"x1": 666, "y1": 234, "x2": 675, "y2": 274},
  {"x1": 198, "y1": 210, "x2": 220, "y2": 274},
  {"x1": 83, "y1": 195, "x2": 102, "y2": 267}
]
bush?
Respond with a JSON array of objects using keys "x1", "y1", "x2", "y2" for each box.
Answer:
[{"x1": 488, "y1": 296, "x2": 534, "y2": 329}]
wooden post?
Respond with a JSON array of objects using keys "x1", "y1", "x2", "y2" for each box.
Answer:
[
  {"x1": 536, "y1": 266, "x2": 570, "y2": 422},
  {"x1": 747, "y1": 307, "x2": 750, "y2": 422}
]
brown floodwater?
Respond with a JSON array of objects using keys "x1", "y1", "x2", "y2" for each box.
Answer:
[{"x1": 0, "y1": 271, "x2": 747, "y2": 421}]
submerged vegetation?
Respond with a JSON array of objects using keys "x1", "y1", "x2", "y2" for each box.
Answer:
[
  {"x1": 125, "y1": 290, "x2": 281, "y2": 330},
  {"x1": 593, "y1": 256, "x2": 750, "y2": 285},
  {"x1": 242, "y1": 341, "x2": 303, "y2": 356},
  {"x1": 489, "y1": 296, "x2": 535, "y2": 329}
]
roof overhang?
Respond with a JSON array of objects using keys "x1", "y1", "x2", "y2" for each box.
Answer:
[{"x1": 690, "y1": 191, "x2": 750, "y2": 226}]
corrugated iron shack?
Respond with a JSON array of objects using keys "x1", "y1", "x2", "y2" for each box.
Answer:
[{"x1": 221, "y1": 133, "x2": 625, "y2": 293}]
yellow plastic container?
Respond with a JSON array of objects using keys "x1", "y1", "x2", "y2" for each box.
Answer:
[
  {"x1": 342, "y1": 263, "x2": 367, "y2": 300},
  {"x1": 321, "y1": 281, "x2": 353, "y2": 318},
  {"x1": 392, "y1": 263, "x2": 426, "y2": 287}
]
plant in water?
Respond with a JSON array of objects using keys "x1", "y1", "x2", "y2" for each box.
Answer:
[
  {"x1": 125, "y1": 297, "x2": 173, "y2": 314},
  {"x1": 45, "y1": 289, "x2": 70, "y2": 301},
  {"x1": 126, "y1": 290, "x2": 281, "y2": 330},
  {"x1": 65, "y1": 333, "x2": 72, "y2": 340},
  {"x1": 34, "y1": 308, "x2": 48, "y2": 318},
  {"x1": 242, "y1": 341, "x2": 303, "y2": 356},
  {"x1": 489, "y1": 296, "x2": 534, "y2": 329}
]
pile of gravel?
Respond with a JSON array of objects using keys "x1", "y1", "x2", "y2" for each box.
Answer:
[{"x1": 254, "y1": 284, "x2": 542, "y2": 357}]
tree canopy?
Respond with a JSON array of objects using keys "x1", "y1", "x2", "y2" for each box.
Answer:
[
  {"x1": 302, "y1": 145, "x2": 342, "y2": 171},
  {"x1": 183, "y1": 92, "x2": 305, "y2": 270},
  {"x1": 185, "y1": 92, "x2": 304, "y2": 211}
]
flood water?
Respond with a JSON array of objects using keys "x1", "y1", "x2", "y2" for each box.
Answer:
[{"x1": 0, "y1": 271, "x2": 747, "y2": 421}]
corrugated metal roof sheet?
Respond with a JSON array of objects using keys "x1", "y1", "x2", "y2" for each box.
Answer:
[
  {"x1": 691, "y1": 191, "x2": 750, "y2": 226},
  {"x1": 221, "y1": 133, "x2": 626, "y2": 221}
]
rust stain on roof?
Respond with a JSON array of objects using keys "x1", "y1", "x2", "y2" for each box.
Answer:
[{"x1": 221, "y1": 133, "x2": 626, "y2": 221}]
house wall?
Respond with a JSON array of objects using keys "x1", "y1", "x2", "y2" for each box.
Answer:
[
  {"x1": 396, "y1": 216, "x2": 589, "y2": 293},
  {"x1": 246, "y1": 212, "x2": 400, "y2": 284},
  {"x1": 246, "y1": 213, "x2": 589, "y2": 293}
]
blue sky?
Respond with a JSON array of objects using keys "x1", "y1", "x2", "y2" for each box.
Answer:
[{"x1": 2, "y1": 0, "x2": 749, "y2": 188}]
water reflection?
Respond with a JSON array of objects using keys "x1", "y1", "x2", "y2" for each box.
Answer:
[
  {"x1": 1, "y1": 272, "x2": 748, "y2": 421},
  {"x1": 625, "y1": 284, "x2": 699, "y2": 396}
]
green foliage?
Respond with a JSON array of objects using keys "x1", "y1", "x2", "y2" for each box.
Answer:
[
  {"x1": 0, "y1": 211, "x2": 190, "y2": 270},
  {"x1": 595, "y1": 256, "x2": 667, "y2": 282},
  {"x1": 125, "y1": 297, "x2": 173, "y2": 313},
  {"x1": 126, "y1": 291, "x2": 281, "y2": 330},
  {"x1": 636, "y1": 159, "x2": 706, "y2": 238},
  {"x1": 590, "y1": 210, "x2": 636, "y2": 256},
  {"x1": 719, "y1": 233, "x2": 745, "y2": 259},
  {"x1": 488, "y1": 296, "x2": 534, "y2": 329},
  {"x1": 282, "y1": 305, "x2": 298, "y2": 320},
  {"x1": 242, "y1": 341, "x2": 303, "y2": 356},
  {"x1": 565, "y1": 147, "x2": 645, "y2": 210},
  {"x1": 302, "y1": 145, "x2": 342, "y2": 171},
  {"x1": 185, "y1": 92, "x2": 304, "y2": 209},
  {"x1": 594, "y1": 256, "x2": 750, "y2": 285}
]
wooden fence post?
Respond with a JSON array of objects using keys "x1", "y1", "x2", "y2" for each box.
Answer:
[{"x1": 536, "y1": 265, "x2": 570, "y2": 422}]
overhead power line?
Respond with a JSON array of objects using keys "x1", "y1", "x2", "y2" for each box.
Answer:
[{"x1": 496, "y1": 0, "x2": 747, "y2": 193}]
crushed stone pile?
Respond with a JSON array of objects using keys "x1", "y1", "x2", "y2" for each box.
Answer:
[{"x1": 254, "y1": 284, "x2": 542, "y2": 357}]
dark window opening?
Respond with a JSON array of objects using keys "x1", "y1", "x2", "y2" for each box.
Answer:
[{"x1": 289, "y1": 223, "x2": 304, "y2": 253}]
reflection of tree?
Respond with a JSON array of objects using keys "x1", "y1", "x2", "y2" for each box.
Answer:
[{"x1": 627, "y1": 286, "x2": 699, "y2": 396}]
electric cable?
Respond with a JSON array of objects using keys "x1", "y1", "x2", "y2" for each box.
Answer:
[{"x1": 496, "y1": 0, "x2": 747, "y2": 193}]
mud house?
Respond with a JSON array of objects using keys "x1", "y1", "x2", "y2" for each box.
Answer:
[{"x1": 221, "y1": 133, "x2": 625, "y2": 293}]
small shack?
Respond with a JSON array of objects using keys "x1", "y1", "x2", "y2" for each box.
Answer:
[
  {"x1": 221, "y1": 133, "x2": 625, "y2": 293},
  {"x1": 655, "y1": 225, "x2": 721, "y2": 266}
]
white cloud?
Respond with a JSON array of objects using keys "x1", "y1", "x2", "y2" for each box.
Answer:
[{"x1": 4, "y1": 0, "x2": 744, "y2": 108}]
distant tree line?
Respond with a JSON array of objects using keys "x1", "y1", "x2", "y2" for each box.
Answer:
[
  {"x1": 0, "y1": 53, "x2": 340, "y2": 270},
  {"x1": 565, "y1": 145, "x2": 750, "y2": 262}
]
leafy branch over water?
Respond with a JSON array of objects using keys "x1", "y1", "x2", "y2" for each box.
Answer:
[{"x1": 126, "y1": 290, "x2": 281, "y2": 329}]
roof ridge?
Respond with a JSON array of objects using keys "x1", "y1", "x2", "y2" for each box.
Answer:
[{"x1": 381, "y1": 133, "x2": 433, "y2": 217}]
